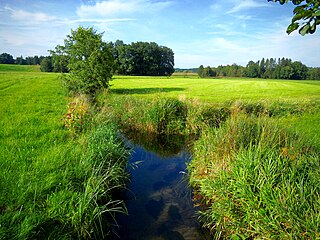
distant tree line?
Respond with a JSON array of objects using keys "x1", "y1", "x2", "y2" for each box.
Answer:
[
  {"x1": 0, "y1": 53, "x2": 46, "y2": 65},
  {"x1": 198, "y1": 58, "x2": 320, "y2": 80}
]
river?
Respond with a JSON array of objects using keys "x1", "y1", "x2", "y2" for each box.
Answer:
[{"x1": 114, "y1": 133, "x2": 208, "y2": 240}]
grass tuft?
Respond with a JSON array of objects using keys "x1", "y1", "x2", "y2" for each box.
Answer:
[{"x1": 188, "y1": 115, "x2": 320, "y2": 239}]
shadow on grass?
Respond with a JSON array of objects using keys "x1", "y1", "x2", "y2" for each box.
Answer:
[{"x1": 110, "y1": 87, "x2": 186, "y2": 95}]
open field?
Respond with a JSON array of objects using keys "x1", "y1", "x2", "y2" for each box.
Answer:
[
  {"x1": 111, "y1": 75, "x2": 320, "y2": 103},
  {"x1": 0, "y1": 66, "x2": 129, "y2": 239},
  {"x1": 1, "y1": 65, "x2": 319, "y2": 239},
  {"x1": 110, "y1": 75, "x2": 320, "y2": 146},
  {"x1": 0, "y1": 64, "x2": 40, "y2": 72}
]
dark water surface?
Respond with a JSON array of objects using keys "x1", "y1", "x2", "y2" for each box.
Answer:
[{"x1": 115, "y1": 133, "x2": 207, "y2": 240}]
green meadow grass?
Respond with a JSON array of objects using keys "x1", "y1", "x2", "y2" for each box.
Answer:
[
  {"x1": 0, "y1": 64, "x2": 40, "y2": 72},
  {"x1": 0, "y1": 67, "x2": 129, "y2": 239},
  {"x1": 107, "y1": 75, "x2": 320, "y2": 239},
  {"x1": 1, "y1": 65, "x2": 319, "y2": 239},
  {"x1": 110, "y1": 75, "x2": 320, "y2": 147},
  {"x1": 111, "y1": 75, "x2": 320, "y2": 103}
]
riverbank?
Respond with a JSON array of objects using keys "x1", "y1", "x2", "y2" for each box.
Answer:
[
  {"x1": 0, "y1": 69, "x2": 130, "y2": 239},
  {"x1": 100, "y1": 89, "x2": 320, "y2": 239},
  {"x1": 1, "y1": 68, "x2": 319, "y2": 239}
]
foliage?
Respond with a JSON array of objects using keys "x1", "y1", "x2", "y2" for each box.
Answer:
[
  {"x1": 0, "y1": 53, "x2": 15, "y2": 64},
  {"x1": 49, "y1": 45, "x2": 69, "y2": 73},
  {"x1": 52, "y1": 26, "x2": 115, "y2": 95},
  {"x1": 110, "y1": 40, "x2": 175, "y2": 76},
  {"x1": 197, "y1": 57, "x2": 319, "y2": 80},
  {"x1": 308, "y1": 67, "x2": 320, "y2": 79},
  {"x1": 64, "y1": 95, "x2": 92, "y2": 134},
  {"x1": 269, "y1": 0, "x2": 320, "y2": 35},
  {"x1": 40, "y1": 57, "x2": 53, "y2": 72}
]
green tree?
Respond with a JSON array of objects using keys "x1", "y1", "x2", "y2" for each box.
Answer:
[
  {"x1": 0, "y1": 53, "x2": 15, "y2": 64},
  {"x1": 49, "y1": 45, "x2": 70, "y2": 73},
  {"x1": 15, "y1": 56, "x2": 26, "y2": 65},
  {"x1": 269, "y1": 0, "x2": 320, "y2": 35},
  {"x1": 40, "y1": 57, "x2": 53, "y2": 72},
  {"x1": 198, "y1": 65, "x2": 205, "y2": 78},
  {"x1": 245, "y1": 61, "x2": 259, "y2": 78},
  {"x1": 55, "y1": 26, "x2": 115, "y2": 95},
  {"x1": 291, "y1": 61, "x2": 308, "y2": 79},
  {"x1": 111, "y1": 41, "x2": 174, "y2": 76},
  {"x1": 308, "y1": 67, "x2": 320, "y2": 79}
]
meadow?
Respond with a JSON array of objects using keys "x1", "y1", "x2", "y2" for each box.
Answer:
[
  {"x1": 107, "y1": 75, "x2": 320, "y2": 238},
  {"x1": 0, "y1": 66, "x2": 129, "y2": 239},
  {"x1": 111, "y1": 75, "x2": 320, "y2": 103},
  {"x1": 1, "y1": 65, "x2": 320, "y2": 239}
]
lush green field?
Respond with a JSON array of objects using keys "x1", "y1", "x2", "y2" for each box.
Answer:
[
  {"x1": 107, "y1": 75, "x2": 320, "y2": 238},
  {"x1": 110, "y1": 75, "x2": 320, "y2": 146},
  {"x1": 0, "y1": 66, "x2": 129, "y2": 239},
  {"x1": 0, "y1": 64, "x2": 40, "y2": 72},
  {"x1": 1, "y1": 65, "x2": 319, "y2": 239},
  {"x1": 111, "y1": 75, "x2": 320, "y2": 103}
]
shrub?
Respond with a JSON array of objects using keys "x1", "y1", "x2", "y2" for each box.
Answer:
[{"x1": 64, "y1": 96, "x2": 92, "y2": 134}]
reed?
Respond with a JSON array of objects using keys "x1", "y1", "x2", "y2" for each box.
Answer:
[{"x1": 188, "y1": 115, "x2": 320, "y2": 239}]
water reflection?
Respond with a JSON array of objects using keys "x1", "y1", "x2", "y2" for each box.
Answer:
[{"x1": 114, "y1": 132, "x2": 207, "y2": 240}]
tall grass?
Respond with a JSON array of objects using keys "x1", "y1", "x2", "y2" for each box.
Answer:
[
  {"x1": 100, "y1": 94, "x2": 188, "y2": 135},
  {"x1": 188, "y1": 115, "x2": 320, "y2": 239}
]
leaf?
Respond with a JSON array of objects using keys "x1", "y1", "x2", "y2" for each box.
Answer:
[
  {"x1": 314, "y1": 10, "x2": 320, "y2": 17},
  {"x1": 299, "y1": 23, "x2": 310, "y2": 36},
  {"x1": 287, "y1": 22, "x2": 299, "y2": 34},
  {"x1": 309, "y1": 21, "x2": 317, "y2": 34},
  {"x1": 293, "y1": 5, "x2": 307, "y2": 14},
  {"x1": 292, "y1": 12, "x2": 305, "y2": 22}
]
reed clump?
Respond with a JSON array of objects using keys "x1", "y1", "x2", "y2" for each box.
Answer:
[{"x1": 188, "y1": 115, "x2": 320, "y2": 239}]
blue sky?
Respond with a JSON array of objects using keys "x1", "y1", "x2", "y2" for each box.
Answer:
[{"x1": 0, "y1": 0, "x2": 319, "y2": 68}]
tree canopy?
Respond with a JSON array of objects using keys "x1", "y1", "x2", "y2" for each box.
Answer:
[
  {"x1": 0, "y1": 53, "x2": 15, "y2": 64},
  {"x1": 110, "y1": 40, "x2": 175, "y2": 76},
  {"x1": 51, "y1": 26, "x2": 115, "y2": 95},
  {"x1": 269, "y1": 0, "x2": 320, "y2": 35}
]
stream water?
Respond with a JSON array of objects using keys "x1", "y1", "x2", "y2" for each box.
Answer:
[{"x1": 114, "y1": 132, "x2": 208, "y2": 240}]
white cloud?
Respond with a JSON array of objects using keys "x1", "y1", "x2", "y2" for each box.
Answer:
[
  {"x1": 77, "y1": 0, "x2": 173, "y2": 18},
  {"x1": 227, "y1": 0, "x2": 269, "y2": 14},
  {"x1": 4, "y1": 6, "x2": 56, "y2": 23}
]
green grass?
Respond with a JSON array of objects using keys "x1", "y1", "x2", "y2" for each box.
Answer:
[
  {"x1": 1, "y1": 66, "x2": 319, "y2": 239},
  {"x1": 0, "y1": 69, "x2": 129, "y2": 239},
  {"x1": 106, "y1": 75, "x2": 320, "y2": 239},
  {"x1": 111, "y1": 75, "x2": 320, "y2": 103},
  {"x1": 0, "y1": 64, "x2": 40, "y2": 72},
  {"x1": 188, "y1": 116, "x2": 320, "y2": 239}
]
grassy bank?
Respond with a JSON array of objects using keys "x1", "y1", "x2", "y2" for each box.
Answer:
[
  {"x1": 102, "y1": 76, "x2": 320, "y2": 239},
  {"x1": 188, "y1": 115, "x2": 320, "y2": 238},
  {"x1": 0, "y1": 67, "x2": 129, "y2": 239}
]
